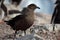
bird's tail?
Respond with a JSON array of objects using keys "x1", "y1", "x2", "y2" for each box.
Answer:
[
  {"x1": 4, "y1": 20, "x2": 15, "y2": 27},
  {"x1": 4, "y1": 21, "x2": 8, "y2": 22},
  {"x1": 4, "y1": 20, "x2": 9, "y2": 25}
]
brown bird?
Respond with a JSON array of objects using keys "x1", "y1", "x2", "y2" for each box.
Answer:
[{"x1": 6, "y1": 4, "x2": 40, "y2": 37}]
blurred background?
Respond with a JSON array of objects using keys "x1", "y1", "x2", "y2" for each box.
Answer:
[{"x1": 4, "y1": 0, "x2": 56, "y2": 14}]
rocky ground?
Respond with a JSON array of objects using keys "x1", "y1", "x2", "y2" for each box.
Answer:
[{"x1": 0, "y1": 22, "x2": 60, "y2": 40}]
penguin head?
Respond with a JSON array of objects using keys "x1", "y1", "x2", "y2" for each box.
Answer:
[
  {"x1": 55, "y1": 0, "x2": 60, "y2": 4},
  {"x1": 10, "y1": 0, "x2": 22, "y2": 6}
]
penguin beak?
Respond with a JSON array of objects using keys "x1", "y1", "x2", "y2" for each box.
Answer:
[{"x1": 36, "y1": 7, "x2": 40, "y2": 9}]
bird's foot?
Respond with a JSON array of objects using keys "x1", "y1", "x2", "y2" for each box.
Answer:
[{"x1": 19, "y1": 35, "x2": 22, "y2": 37}]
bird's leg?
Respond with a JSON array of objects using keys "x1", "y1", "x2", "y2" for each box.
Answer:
[
  {"x1": 13, "y1": 30, "x2": 17, "y2": 40},
  {"x1": 53, "y1": 24, "x2": 55, "y2": 31},
  {"x1": 24, "y1": 31, "x2": 26, "y2": 36},
  {"x1": 30, "y1": 28, "x2": 34, "y2": 34},
  {"x1": 19, "y1": 30, "x2": 22, "y2": 37},
  {"x1": 14, "y1": 30, "x2": 17, "y2": 39}
]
